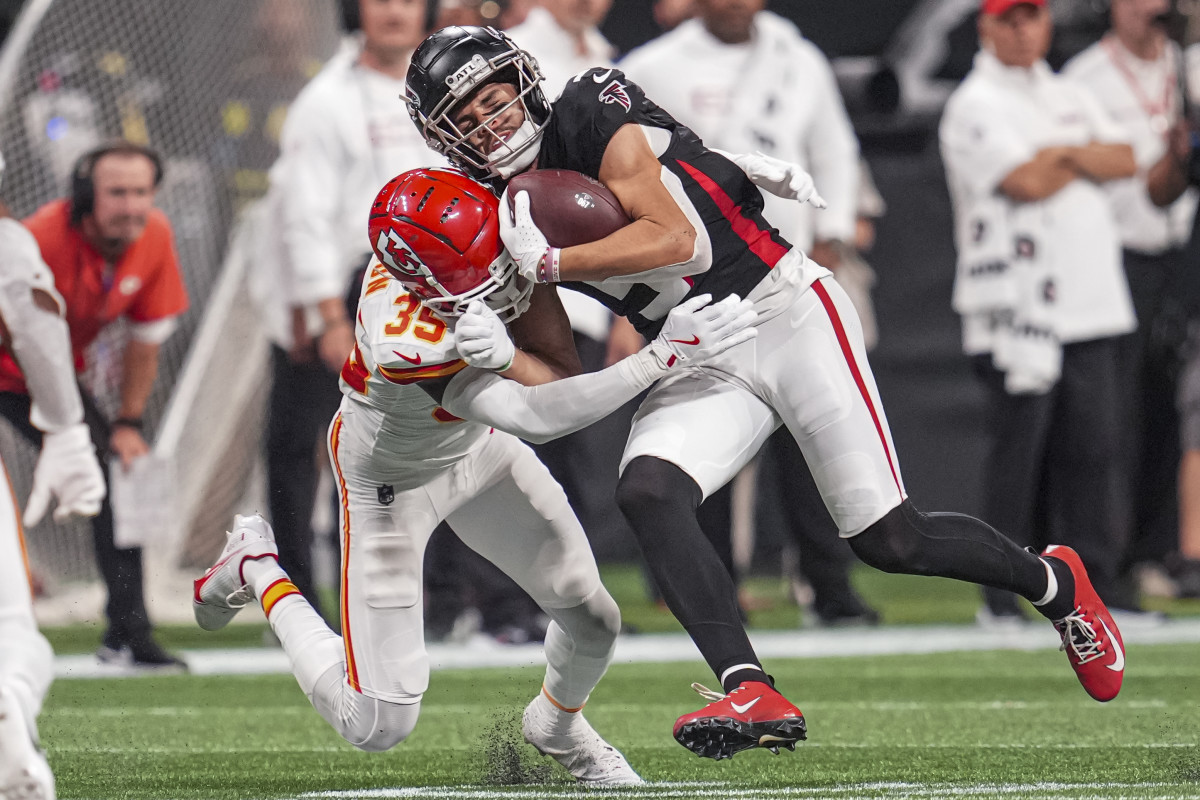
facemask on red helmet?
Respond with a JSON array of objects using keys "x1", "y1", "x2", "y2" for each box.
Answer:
[{"x1": 368, "y1": 168, "x2": 532, "y2": 323}]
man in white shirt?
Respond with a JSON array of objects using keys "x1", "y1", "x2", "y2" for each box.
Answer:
[
  {"x1": 619, "y1": 0, "x2": 875, "y2": 624},
  {"x1": 940, "y1": 0, "x2": 1138, "y2": 620},
  {"x1": 256, "y1": 0, "x2": 438, "y2": 618},
  {"x1": 619, "y1": 0, "x2": 859, "y2": 270},
  {"x1": 1063, "y1": 0, "x2": 1193, "y2": 600}
]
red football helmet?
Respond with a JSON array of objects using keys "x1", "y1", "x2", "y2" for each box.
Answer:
[{"x1": 368, "y1": 167, "x2": 532, "y2": 322}]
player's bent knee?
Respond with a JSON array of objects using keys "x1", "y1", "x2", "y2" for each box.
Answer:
[
  {"x1": 0, "y1": 619, "x2": 53, "y2": 679},
  {"x1": 350, "y1": 699, "x2": 421, "y2": 752},
  {"x1": 849, "y1": 501, "x2": 938, "y2": 577}
]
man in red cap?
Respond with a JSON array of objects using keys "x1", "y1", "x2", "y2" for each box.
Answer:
[{"x1": 941, "y1": 0, "x2": 1141, "y2": 624}]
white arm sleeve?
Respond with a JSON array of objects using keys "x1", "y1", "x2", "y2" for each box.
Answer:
[
  {"x1": 440, "y1": 348, "x2": 668, "y2": 444},
  {"x1": 0, "y1": 219, "x2": 84, "y2": 433},
  {"x1": 802, "y1": 44, "x2": 860, "y2": 242},
  {"x1": 278, "y1": 88, "x2": 351, "y2": 306}
]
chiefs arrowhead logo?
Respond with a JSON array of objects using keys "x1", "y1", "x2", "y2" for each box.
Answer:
[
  {"x1": 376, "y1": 228, "x2": 426, "y2": 278},
  {"x1": 598, "y1": 80, "x2": 631, "y2": 112}
]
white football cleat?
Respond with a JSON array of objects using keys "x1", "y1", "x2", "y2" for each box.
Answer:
[
  {"x1": 522, "y1": 693, "x2": 643, "y2": 786},
  {"x1": 0, "y1": 684, "x2": 55, "y2": 800},
  {"x1": 193, "y1": 514, "x2": 279, "y2": 631}
]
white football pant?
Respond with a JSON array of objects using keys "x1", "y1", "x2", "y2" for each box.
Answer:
[
  {"x1": 623, "y1": 262, "x2": 907, "y2": 536},
  {"x1": 257, "y1": 415, "x2": 620, "y2": 752},
  {"x1": 0, "y1": 458, "x2": 54, "y2": 730}
]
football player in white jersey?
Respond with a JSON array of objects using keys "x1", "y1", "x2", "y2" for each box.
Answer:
[
  {"x1": 192, "y1": 167, "x2": 756, "y2": 786},
  {"x1": 0, "y1": 149, "x2": 107, "y2": 800}
]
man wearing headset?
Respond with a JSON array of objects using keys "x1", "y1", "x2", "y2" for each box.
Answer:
[{"x1": 0, "y1": 139, "x2": 188, "y2": 669}]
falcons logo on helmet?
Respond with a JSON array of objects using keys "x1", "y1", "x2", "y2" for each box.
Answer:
[
  {"x1": 376, "y1": 229, "x2": 425, "y2": 278},
  {"x1": 598, "y1": 80, "x2": 631, "y2": 112}
]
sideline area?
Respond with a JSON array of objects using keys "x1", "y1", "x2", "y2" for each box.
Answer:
[{"x1": 53, "y1": 617, "x2": 1200, "y2": 679}]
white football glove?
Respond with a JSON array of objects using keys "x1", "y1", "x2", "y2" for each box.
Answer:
[
  {"x1": 648, "y1": 293, "x2": 758, "y2": 369},
  {"x1": 24, "y1": 422, "x2": 106, "y2": 527},
  {"x1": 455, "y1": 300, "x2": 517, "y2": 372},
  {"x1": 717, "y1": 149, "x2": 827, "y2": 209},
  {"x1": 499, "y1": 189, "x2": 561, "y2": 284}
]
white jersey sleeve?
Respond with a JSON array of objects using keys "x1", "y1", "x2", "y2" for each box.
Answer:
[{"x1": 0, "y1": 218, "x2": 83, "y2": 432}]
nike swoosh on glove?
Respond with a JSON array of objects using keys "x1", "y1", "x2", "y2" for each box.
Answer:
[
  {"x1": 716, "y1": 149, "x2": 827, "y2": 209},
  {"x1": 648, "y1": 293, "x2": 758, "y2": 369},
  {"x1": 499, "y1": 189, "x2": 561, "y2": 284},
  {"x1": 455, "y1": 300, "x2": 517, "y2": 372},
  {"x1": 24, "y1": 422, "x2": 106, "y2": 526}
]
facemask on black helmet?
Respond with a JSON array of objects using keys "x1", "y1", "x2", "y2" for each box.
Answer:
[{"x1": 406, "y1": 26, "x2": 551, "y2": 181}]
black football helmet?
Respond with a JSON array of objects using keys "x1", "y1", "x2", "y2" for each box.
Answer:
[{"x1": 406, "y1": 26, "x2": 551, "y2": 181}]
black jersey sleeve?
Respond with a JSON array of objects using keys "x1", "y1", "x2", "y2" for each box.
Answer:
[{"x1": 539, "y1": 68, "x2": 651, "y2": 179}]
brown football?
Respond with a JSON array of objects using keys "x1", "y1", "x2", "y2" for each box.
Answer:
[{"x1": 507, "y1": 169, "x2": 629, "y2": 248}]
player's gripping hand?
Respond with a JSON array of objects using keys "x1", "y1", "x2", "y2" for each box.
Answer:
[
  {"x1": 499, "y1": 189, "x2": 561, "y2": 284},
  {"x1": 718, "y1": 150, "x2": 827, "y2": 209},
  {"x1": 24, "y1": 422, "x2": 106, "y2": 526},
  {"x1": 455, "y1": 300, "x2": 516, "y2": 372},
  {"x1": 648, "y1": 294, "x2": 758, "y2": 369}
]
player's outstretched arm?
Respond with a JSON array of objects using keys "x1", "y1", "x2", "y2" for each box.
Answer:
[
  {"x1": 0, "y1": 219, "x2": 106, "y2": 525},
  {"x1": 440, "y1": 294, "x2": 756, "y2": 444},
  {"x1": 710, "y1": 149, "x2": 828, "y2": 209}
]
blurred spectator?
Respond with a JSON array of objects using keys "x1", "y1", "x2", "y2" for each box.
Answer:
[
  {"x1": 1063, "y1": 0, "x2": 1195, "y2": 600},
  {"x1": 0, "y1": 141, "x2": 187, "y2": 667},
  {"x1": 505, "y1": 0, "x2": 645, "y2": 564},
  {"x1": 1147, "y1": 40, "x2": 1200, "y2": 598},
  {"x1": 619, "y1": 0, "x2": 877, "y2": 625},
  {"x1": 652, "y1": 0, "x2": 694, "y2": 32},
  {"x1": 507, "y1": 0, "x2": 615, "y2": 92},
  {"x1": 940, "y1": 0, "x2": 1140, "y2": 623},
  {"x1": 259, "y1": 0, "x2": 433, "y2": 619}
]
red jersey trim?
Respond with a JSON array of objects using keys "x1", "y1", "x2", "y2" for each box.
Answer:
[{"x1": 677, "y1": 160, "x2": 788, "y2": 268}]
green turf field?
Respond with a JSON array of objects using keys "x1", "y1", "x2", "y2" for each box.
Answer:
[{"x1": 44, "y1": 643, "x2": 1200, "y2": 800}]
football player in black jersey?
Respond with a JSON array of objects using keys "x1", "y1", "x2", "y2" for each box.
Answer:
[{"x1": 404, "y1": 26, "x2": 1128, "y2": 759}]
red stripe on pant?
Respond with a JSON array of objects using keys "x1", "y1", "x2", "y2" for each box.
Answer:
[{"x1": 811, "y1": 279, "x2": 904, "y2": 501}]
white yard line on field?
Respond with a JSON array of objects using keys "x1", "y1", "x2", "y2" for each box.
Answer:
[{"x1": 296, "y1": 781, "x2": 1193, "y2": 800}]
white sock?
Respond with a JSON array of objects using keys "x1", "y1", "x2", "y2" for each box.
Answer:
[
  {"x1": 1032, "y1": 558, "x2": 1058, "y2": 607},
  {"x1": 242, "y1": 556, "x2": 289, "y2": 599},
  {"x1": 266, "y1": 592, "x2": 345, "y2": 698}
]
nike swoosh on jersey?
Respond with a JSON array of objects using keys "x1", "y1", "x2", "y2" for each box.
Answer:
[
  {"x1": 730, "y1": 697, "x2": 760, "y2": 714},
  {"x1": 668, "y1": 336, "x2": 700, "y2": 346},
  {"x1": 395, "y1": 351, "x2": 422, "y2": 365},
  {"x1": 1100, "y1": 618, "x2": 1124, "y2": 672},
  {"x1": 592, "y1": 69, "x2": 613, "y2": 83}
]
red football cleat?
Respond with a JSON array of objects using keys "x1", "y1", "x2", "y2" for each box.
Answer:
[
  {"x1": 1042, "y1": 545, "x2": 1125, "y2": 702},
  {"x1": 672, "y1": 681, "x2": 806, "y2": 760}
]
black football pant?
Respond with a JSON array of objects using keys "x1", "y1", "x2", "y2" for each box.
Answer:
[
  {"x1": 0, "y1": 389, "x2": 153, "y2": 646},
  {"x1": 266, "y1": 345, "x2": 342, "y2": 618},
  {"x1": 973, "y1": 336, "x2": 1129, "y2": 610},
  {"x1": 1120, "y1": 249, "x2": 1186, "y2": 566}
]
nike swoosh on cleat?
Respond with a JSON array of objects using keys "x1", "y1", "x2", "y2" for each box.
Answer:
[
  {"x1": 730, "y1": 697, "x2": 760, "y2": 714},
  {"x1": 668, "y1": 336, "x2": 700, "y2": 346},
  {"x1": 1100, "y1": 618, "x2": 1124, "y2": 672},
  {"x1": 395, "y1": 351, "x2": 422, "y2": 365}
]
